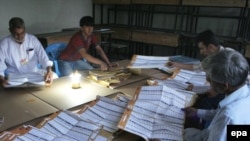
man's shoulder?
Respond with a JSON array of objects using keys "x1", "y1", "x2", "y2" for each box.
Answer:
[
  {"x1": 0, "y1": 35, "x2": 13, "y2": 49},
  {"x1": 220, "y1": 46, "x2": 235, "y2": 51},
  {"x1": 26, "y1": 33, "x2": 38, "y2": 39},
  {"x1": 0, "y1": 35, "x2": 12, "y2": 43}
]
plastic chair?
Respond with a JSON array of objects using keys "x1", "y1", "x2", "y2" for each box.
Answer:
[{"x1": 45, "y1": 43, "x2": 67, "y2": 77}]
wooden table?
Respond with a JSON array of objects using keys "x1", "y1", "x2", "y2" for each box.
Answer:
[{"x1": 0, "y1": 88, "x2": 58, "y2": 132}]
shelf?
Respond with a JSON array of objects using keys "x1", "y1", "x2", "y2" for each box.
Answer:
[
  {"x1": 93, "y1": 0, "x2": 250, "y2": 57},
  {"x1": 182, "y1": 0, "x2": 246, "y2": 7},
  {"x1": 131, "y1": 30, "x2": 179, "y2": 47},
  {"x1": 132, "y1": 0, "x2": 180, "y2": 5},
  {"x1": 93, "y1": 0, "x2": 131, "y2": 5}
]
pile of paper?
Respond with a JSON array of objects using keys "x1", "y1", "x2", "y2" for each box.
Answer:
[{"x1": 88, "y1": 69, "x2": 131, "y2": 86}]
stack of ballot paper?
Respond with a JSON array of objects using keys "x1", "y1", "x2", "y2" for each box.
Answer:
[
  {"x1": 170, "y1": 55, "x2": 200, "y2": 64},
  {"x1": 127, "y1": 55, "x2": 170, "y2": 68},
  {"x1": 127, "y1": 55, "x2": 177, "y2": 74},
  {"x1": 4, "y1": 73, "x2": 45, "y2": 88}
]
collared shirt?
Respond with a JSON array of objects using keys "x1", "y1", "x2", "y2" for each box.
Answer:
[
  {"x1": 185, "y1": 84, "x2": 250, "y2": 141},
  {"x1": 59, "y1": 31, "x2": 99, "y2": 61},
  {"x1": 0, "y1": 33, "x2": 52, "y2": 76}
]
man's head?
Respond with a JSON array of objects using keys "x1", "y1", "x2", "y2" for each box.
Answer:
[
  {"x1": 9, "y1": 17, "x2": 26, "y2": 44},
  {"x1": 196, "y1": 29, "x2": 220, "y2": 56},
  {"x1": 79, "y1": 16, "x2": 94, "y2": 37},
  {"x1": 206, "y1": 49, "x2": 249, "y2": 94}
]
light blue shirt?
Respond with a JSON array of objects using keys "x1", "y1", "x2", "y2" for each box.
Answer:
[{"x1": 185, "y1": 84, "x2": 250, "y2": 141}]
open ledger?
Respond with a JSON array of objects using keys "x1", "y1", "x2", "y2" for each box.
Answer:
[
  {"x1": 4, "y1": 73, "x2": 45, "y2": 88},
  {"x1": 118, "y1": 85, "x2": 196, "y2": 141}
]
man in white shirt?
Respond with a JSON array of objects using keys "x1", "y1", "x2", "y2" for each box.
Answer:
[
  {"x1": 183, "y1": 49, "x2": 250, "y2": 141},
  {"x1": 168, "y1": 29, "x2": 227, "y2": 72},
  {"x1": 0, "y1": 17, "x2": 56, "y2": 87}
]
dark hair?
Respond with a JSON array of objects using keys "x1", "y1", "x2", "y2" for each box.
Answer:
[
  {"x1": 207, "y1": 49, "x2": 249, "y2": 87},
  {"x1": 196, "y1": 29, "x2": 220, "y2": 48},
  {"x1": 9, "y1": 17, "x2": 25, "y2": 31},
  {"x1": 79, "y1": 16, "x2": 94, "y2": 27}
]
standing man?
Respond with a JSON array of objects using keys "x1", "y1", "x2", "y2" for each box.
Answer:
[
  {"x1": 58, "y1": 16, "x2": 115, "y2": 76},
  {"x1": 184, "y1": 49, "x2": 250, "y2": 141},
  {"x1": 0, "y1": 17, "x2": 56, "y2": 87}
]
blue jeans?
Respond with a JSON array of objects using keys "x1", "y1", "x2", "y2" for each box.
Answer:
[{"x1": 58, "y1": 59, "x2": 94, "y2": 76}]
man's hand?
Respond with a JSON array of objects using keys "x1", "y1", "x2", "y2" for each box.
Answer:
[
  {"x1": 0, "y1": 76, "x2": 8, "y2": 87},
  {"x1": 167, "y1": 61, "x2": 179, "y2": 68},
  {"x1": 108, "y1": 62, "x2": 119, "y2": 68},
  {"x1": 44, "y1": 70, "x2": 53, "y2": 86},
  {"x1": 100, "y1": 62, "x2": 108, "y2": 71},
  {"x1": 182, "y1": 107, "x2": 198, "y2": 118}
]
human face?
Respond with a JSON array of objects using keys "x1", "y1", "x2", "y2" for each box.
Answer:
[
  {"x1": 11, "y1": 27, "x2": 25, "y2": 44},
  {"x1": 207, "y1": 75, "x2": 227, "y2": 94},
  {"x1": 81, "y1": 25, "x2": 93, "y2": 37},
  {"x1": 198, "y1": 42, "x2": 210, "y2": 56}
]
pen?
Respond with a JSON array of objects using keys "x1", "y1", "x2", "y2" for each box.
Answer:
[{"x1": 27, "y1": 48, "x2": 34, "y2": 51}]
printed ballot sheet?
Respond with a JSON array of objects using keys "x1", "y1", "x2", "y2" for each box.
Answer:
[
  {"x1": 78, "y1": 95, "x2": 130, "y2": 133},
  {"x1": 118, "y1": 85, "x2": 195, "y2": 141},
  {"x1": 0, "y1": 111, "x2": 108, "y2": 141},
  {"x1": 172, "y1": 69, "x2": 211, "y2": 93}
]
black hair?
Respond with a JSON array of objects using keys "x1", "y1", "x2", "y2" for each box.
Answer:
[
  {"x1": 79, "y1": 16, "x2": 94, "y2": 27},
  {"x1": 196, "y1": 29, "x2": 220, "y2": 47},
  {"x1": 9, "y1": 17, "x2": 25, "y2": 31}
]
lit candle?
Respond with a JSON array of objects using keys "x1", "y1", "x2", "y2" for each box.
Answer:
[{"x1": 70, "y1": 71, "x2": 81, "y2": 89}]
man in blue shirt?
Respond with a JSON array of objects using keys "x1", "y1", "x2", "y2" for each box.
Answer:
[{"x1": 183, "y1": 49, "x2": 250, "y2": 141}]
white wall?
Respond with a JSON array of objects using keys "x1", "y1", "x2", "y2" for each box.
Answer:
[{"x1": 0, "y1": 0, "x2": 93, "y2": 39}]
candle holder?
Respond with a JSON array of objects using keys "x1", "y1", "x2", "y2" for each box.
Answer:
[{"x1": 70, "y1": 71, "x2": 81, "y2": 89}]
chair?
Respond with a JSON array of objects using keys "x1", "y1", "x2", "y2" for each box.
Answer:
[{"x1": 45, "y1": 43, "x2": 67, "y2": 77}]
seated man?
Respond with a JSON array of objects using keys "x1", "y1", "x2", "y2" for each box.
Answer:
[
  {"x1": 183, "y1": 49, "x2": 250, "y2": 141},
  {"x1": 169, "y1": 30, "x2": 229, "y2": 129},
  {"x1": 168, "y1": 29, "x2": 229, "y2": 72},
  {"x1": 0, "y1": 17, "x2": 57, "y2": 87},
  {"x1": 58, "y1": 16, "x2": 116, "y2": 76}
]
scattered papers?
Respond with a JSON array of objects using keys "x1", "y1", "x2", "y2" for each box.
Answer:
[{"x1": 88, "y1": 69, "x2": 132, "y2": 87}]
